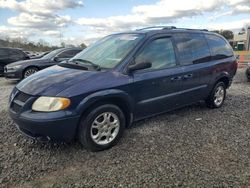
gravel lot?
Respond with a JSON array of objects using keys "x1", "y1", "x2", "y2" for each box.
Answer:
[{"x1": 0, "y1": 69, "x2": 250, "y2": 187}]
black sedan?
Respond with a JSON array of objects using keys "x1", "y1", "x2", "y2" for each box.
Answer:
[
  {"x1": 4, "y1": 47, "x2": 82, "y2": 80},
  {"x1": 0, "y1": 48, "x2": 30, "y2": 75}
]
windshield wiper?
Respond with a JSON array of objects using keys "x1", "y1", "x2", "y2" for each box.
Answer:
[{"x1": 69, "y1": 59, "x2": 101, "y2": 70}]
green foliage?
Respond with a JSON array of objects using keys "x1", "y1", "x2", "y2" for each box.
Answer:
[
  {"x1": 211, "y1": 29, "x2": 234, "y2": 40},
  {"x1": 0, "y1": 38, "x2": 59, "y2": 52},
  {"x1": 80, "y1": 43, "x2": 87, "y2": 49}
]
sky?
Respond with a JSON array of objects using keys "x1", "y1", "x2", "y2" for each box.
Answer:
[{"x1": 0, "y1": 0, "x2": 249, "y2": 46}]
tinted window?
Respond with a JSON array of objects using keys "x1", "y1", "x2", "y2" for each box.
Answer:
[
  {"x1": 173, "y1": 33, "x2": 193, "y2": 65},
  {"x1": 58, "y1": 49, "x2": 81, "y2": 58},
  {"x1": 189, "y1": 33, "x2": 211, "y2": 64},
  {"x1": 205, "y1": 34, "x2": 233, "y2": 59},
  {"x1": 9, "y1": 49, "x2": 25, "y2": 60},
  {"x1": 0, "y1": 49, "x2": 8, "y2": 57},
  {"x1": 42, "y1": 49, "x2": 63, "y2": 59},
  {"x1": 135, "y1": 38, "x2": 176, "y2": 70}
]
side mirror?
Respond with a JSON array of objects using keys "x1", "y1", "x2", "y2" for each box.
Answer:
[
  {"x1": 53, "y1": 57, "x2": 68, "y2": 62},
  {"x1": 53, "y1": 56, "x2": 60, "y2": 62},
  {"x1": 128, "y1": 62, "x2": 152, "y2": 73}
]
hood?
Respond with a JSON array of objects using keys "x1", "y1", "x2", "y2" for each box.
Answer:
[
  {"x1": 7, "y1": 58, "x2": 49, "y2": 67},
  {"x1": 16, "y1": 65, "x2": 99, "y2": 96}
]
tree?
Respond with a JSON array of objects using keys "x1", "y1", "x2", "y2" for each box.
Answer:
[
  {"x1": 221, "y1": 30, "x2": 234, "y2": 40},
  {"x1": 212, "y1": 30, "x2": 220, "y2": 34},
  {"x1": 212, "y1": 29, "x2": 234, "y2": 40},
  {"x1": 60, "y1": 42, "x2": 65, "y2": 47},
  {"x1": 80, "y1": 43, "x2": 87, "y2": 49}
]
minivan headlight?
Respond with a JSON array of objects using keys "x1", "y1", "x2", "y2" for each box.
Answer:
[{"x1": 32, "y1": 97, "x2": 71, "y2": 112}]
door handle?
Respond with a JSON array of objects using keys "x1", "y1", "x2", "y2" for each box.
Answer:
[
  {"x1": 183, "y1": 74, "x2": 193, "y2": 79},
  {"x1": 171, "y1": 76, "x2": 182, "y2": 81}
]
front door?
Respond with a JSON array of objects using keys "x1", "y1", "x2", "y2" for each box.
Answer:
[{"x1": 129, "y1": 37, "x2": 185, "y2": 120}]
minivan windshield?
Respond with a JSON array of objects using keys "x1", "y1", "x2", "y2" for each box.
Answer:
[
  {"x1": 70, "y1": 34, "x2": 144, "y2": 69},
  {"x1": 41, "y1": 49, "x2": 62, "y2": 59}
]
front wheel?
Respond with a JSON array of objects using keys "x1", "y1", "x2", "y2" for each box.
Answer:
[
  {"x1": 206, "y1": 82, "x2": 226, "y2": 108},
  {"x1": 78, "y1": 104, "x2": 126, "y2": 151},
  {"x1": 23, "y1": 67, "x2": 38, "y2": 78}
]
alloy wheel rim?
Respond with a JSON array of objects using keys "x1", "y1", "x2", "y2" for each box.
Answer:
[
  {"x1": 214, "y1": 86, "x2": 225, "y2": 106},
  {"x1": 90, "y1": 112, "x2": 120, "y2": 145},
  {"x1": 24, "y1": 69, "x2": 37, "y2": 78}
]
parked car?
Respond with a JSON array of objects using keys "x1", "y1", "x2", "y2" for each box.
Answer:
[
  {"x1": 4, "y1": 47, "x2": 82, "y2": 79},
  {"x1": 246, "y1": 65, "x2": 250, "y2": 81},
  {"x1": 0, "y1": 48, "x2": 29, "y2": 75},
  {"x1": 31, "y1": 51, "x2": 50, "y2": 59},
  {"x1": 9, "y1": 27, "x2": 237, "y2": 151}
]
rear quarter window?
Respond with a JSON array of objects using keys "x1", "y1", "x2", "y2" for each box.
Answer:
[{"x1": 205, "y1": 34, "x2": 233, "y2": 60}]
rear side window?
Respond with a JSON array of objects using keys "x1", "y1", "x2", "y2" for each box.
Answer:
[
  {"x1": 173, "y1": 33, "x2": 193, "y2": 65},
  {"x1": 135, "y1": 37, "x2": 176, "y2": 70},
  {"x1": 0, "y1": 49, "x2": 9, "y2": 57},
  {"x1": 189, "y1": 33, "x2": 211, "y2": 64},
  {"x1": 174, "y1": 33, "x2": 211, "y2": 65},
  {"x1": 9, "y1": 49, "x2": 25, "y2": 60},
  {"x1": 205, "y1": 34, "x2": 233, "y2": 59}
]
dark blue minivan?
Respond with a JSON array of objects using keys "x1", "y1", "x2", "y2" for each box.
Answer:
[{"x1": 9, "y1": 27, "x2": 237, "y2": 151}]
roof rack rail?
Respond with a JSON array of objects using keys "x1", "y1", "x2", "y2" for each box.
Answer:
[
  {"x1": 136, "y1": 26, "x2": 208, "y2": 32},
  {"x1": 136, "y1": 26, "x2": 176, "y2": 31},
  {"x1": 177, "y1": 28, "x2": 208, "y2": 31}
]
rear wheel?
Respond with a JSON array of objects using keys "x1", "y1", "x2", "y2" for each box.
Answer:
[
  {"x1": 78, "y1": 104, "x2": 126, "y2": 151},
  {"x1": 206, "y1": 82, "x2": 226, "y2": 108},
  {"x1": 23, "y1": 67, "x2": 38, "y2": 78}
]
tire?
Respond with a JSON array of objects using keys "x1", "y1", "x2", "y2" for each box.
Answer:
[
  {"x1": 206, "y1": 82, "x2": 226, "y2": 108},
  {"x1": 23, "y1": 67, "x2": 39, "y2": 78},
  {"x1": 78, "y1": 104, "x2": 126, "y2": 151},
  {"x1": 246, "y1": 67, "x2": 250, "y2": 81}
]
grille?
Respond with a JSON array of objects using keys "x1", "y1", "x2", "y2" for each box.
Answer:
[
  {"x1": 15, "y1": 92, "x2": 30, "y2": 103},
  {"x1": 12, "y1": 103, "x2": 22, "y2": 113},
  {"x1": 10, "y1": 89, "x2": 31, "y2": 113}
]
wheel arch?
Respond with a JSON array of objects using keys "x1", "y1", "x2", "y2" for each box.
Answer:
[
  {"x1": 76, "y1": 89, "x2": 134, "y2": 128},
  {"x1": 214, "y1": 72, "x2": 231, "y2": 88},
  {"x1": 22, "y1": 66, "x2": 40, "y2": 78}
]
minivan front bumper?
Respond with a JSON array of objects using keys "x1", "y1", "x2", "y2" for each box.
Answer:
[
  {"x1": 9, "y1": 88, "x2": 81, "y2": 142},
  {"x1": 10, "y1": 110, "x2": 80, "y2": 142}
]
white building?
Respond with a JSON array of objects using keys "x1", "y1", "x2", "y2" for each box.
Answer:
[{"x1": 233, "y1": 27, "x2": 250, "y2": 51}]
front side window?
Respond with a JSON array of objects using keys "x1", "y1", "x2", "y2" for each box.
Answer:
[
  {"x1": 42, "y1": 49, "x2": 64, "y2": 59},
  {"x1": 71, "y1": 34, "x2": 145, "y2": 69},
  {"x1": 58, "y1": 50, "x2": 81, "y2": 58},
  {"x1": 135, "y1": 38, "x2": 176, "y2": 70},
  {"x1": 205, "y1": 34, "x2": 234, "y2": 59}
]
